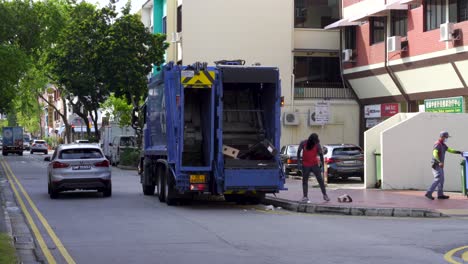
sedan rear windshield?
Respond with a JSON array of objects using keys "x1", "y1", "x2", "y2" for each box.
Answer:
[
  {"x1": 59, "y1": 148, "x2": 103, "y2": 159},
  {"x1": 332, "y1": 147, "x2": 362, "y2": 156},
  {"x1": 35, "y1": 140, "x2": 46, "y2": 144}
]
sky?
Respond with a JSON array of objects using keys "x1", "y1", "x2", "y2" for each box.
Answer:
[{"x1": 88, "y1": 0, "x2": 146, "y2": 15}]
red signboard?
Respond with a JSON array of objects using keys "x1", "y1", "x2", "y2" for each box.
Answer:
[{"x1": 381, "y1": 103, "x2": 399, "y2": 117}]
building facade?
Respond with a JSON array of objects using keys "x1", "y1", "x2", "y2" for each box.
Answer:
[
  {"x1": 141, "y1": 0, "x2": 361, "y2": 147},
  {"x1": 327, "y1": 0, "x2": 468, "y2": 131}
]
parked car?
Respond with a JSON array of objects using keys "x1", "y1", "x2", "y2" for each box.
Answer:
[
  {"x1": 280, "y1": 144, "x2": 300, "y2": 176},
  {"x1": 44, "y1": 143, "x2": 112, "y2": 199},
  {"x1": 323, "y1": 144, "x2": 364, "y2": 181},
  {"x1": 30, "y1": 139, "x2": 48, "y2": 154}
]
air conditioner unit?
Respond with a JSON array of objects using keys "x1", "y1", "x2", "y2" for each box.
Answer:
[
  {"x1": 342, "y1": 49, "x2": 353, "y2": 62},
  {"x1": 283, "y1": 112, "x2": 300, "y2": 126},
  {"x1": 387, "y1": 36, "x2": 401, "y2": 52},
  {"x1": 440, "y1": 22, "x2": 454, "y2": 42}
]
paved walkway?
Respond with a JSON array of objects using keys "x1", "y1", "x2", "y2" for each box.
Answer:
[{"x1": 265, "y1": 178, "x2": 468, "y2": 217}]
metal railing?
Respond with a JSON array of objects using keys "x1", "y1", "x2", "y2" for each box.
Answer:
[{"x1": 294, "y1": 83, "x2": 356, "y2": 100}]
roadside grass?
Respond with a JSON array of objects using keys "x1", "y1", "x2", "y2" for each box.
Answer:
[{"x1": 0, "y1": 233, "x2": 17, "y2": 264}]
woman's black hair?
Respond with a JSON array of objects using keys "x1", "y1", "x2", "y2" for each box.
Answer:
[{"x1": 306, "y1": 133, "x2": 319, "y2": 150}]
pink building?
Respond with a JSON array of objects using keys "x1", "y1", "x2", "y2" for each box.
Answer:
[{"x1": 326, "y1": 0, "x2": 468, "y2": 131}]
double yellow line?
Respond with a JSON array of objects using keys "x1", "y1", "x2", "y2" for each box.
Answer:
[{"x1": 1, "y1": 159, "x2": 76, "y2": 264}]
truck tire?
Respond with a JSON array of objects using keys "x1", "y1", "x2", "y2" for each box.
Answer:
[
  {"x1": 157, "y1": 166, "x2": 166, "y2": 202},
  {"x1": 2, "y1": 152, "x2": 7, "y2": 156},
  {"x1": 19, "y1": 152, "x2": 23, "y2": 156},
  {"x1": 142, "y1": 161, "x2": 155, "y2": 196},
  {"x1": 164, "y1": 170, "x2": 177, "y2": 206}
]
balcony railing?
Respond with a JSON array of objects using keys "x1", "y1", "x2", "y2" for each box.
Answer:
[{"x1": 294, "y1": 82, "x2": 356, "y2": 100}]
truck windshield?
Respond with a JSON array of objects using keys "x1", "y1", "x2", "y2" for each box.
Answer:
[{"x1": 120, "y1": 137, "x2": 136, "y2": 147}]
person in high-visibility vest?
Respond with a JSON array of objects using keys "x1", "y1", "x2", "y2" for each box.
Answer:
[{"x1": 426, "y1": 131, "x2": 463, "y2": 200}]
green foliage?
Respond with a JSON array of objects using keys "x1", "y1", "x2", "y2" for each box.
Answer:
[
  {"x1": 120, "y1": 148, "x2": 140, "y2": 167},
  {"x1": 101, "y1": 94, "x2": 133, "y2": 127},
  {"x1": 0, "y1": 233, "x2": 18, "y2": 264},
  {"x1": 44, "y1": 136, "x2": 61, "y2": 149}
]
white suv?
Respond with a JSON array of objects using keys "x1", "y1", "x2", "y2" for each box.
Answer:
[{"x1": 30, "y1": 140, "x2": 48, "y2": 154}]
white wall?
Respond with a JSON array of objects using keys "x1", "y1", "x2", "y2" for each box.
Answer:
[
  {"x1": 380, "y1": 112, "x2": 468, "y2": 191},
  {"x1": 294, "y1": 29, "x2": 339, "y2": 51},
  {"x1": 182, "y1": 0, "x2": 294, "y2": 103},
  {"x1": 364, "y1": 113, "x2": 416, "y2": 188},
  {"x1": 280, "y1": 100, "x2": 359, "y2": 147}
]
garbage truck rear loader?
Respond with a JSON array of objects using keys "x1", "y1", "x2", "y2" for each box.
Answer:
[{"x1": 140, "y1": 61, "x2": 285, "y2": 205}]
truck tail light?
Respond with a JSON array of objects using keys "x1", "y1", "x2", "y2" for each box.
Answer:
[
  {"x1": 190, "y1": 184, "x2": 207, "y2": 191},
  {"x1": 94, "y1": 160, "x2": 110, "y2": 167},
  {"x1": 52, "y1": 161, "x2": 70, "y2": 169},
  {"x1": 287, "y1": 159, "x2": 297, "y2": 164}
]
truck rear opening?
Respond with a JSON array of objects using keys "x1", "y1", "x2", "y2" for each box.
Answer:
[
  {"x1": 222, "y1": 82, "x2": 277, "y2": 168},
  {"x1": 219, "y1": 66, "x2": 283, "y2": 194},
  {"x1": 182, "y1": 87, "x2": 214, "y2": 167}
]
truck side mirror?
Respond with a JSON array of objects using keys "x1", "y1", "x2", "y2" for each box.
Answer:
[{"x1": 44, "y1": 157, "x2": 51, "y2": 162}]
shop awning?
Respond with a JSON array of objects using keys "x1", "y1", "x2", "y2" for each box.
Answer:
[
  {"x1": 349, "y1": 1, "x2": 408, "y2": 22},
  {"x1": 324, "y1": 18, "x2": 361, "y2": 30}
]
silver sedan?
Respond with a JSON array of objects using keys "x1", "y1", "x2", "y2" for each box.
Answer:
[{"x1": 45, "y1": 144, "x2": 112, "y2": 199}]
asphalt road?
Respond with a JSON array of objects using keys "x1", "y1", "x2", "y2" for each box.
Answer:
[{"x1": 2, "y1": 152, "x2": 468, "y2": 264}]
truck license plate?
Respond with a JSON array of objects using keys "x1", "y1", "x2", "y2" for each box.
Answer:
[{"x1": 190, "y1": 175, "x2": 206, "y2": 183}]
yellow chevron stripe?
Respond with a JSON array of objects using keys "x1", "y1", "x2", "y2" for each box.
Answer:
[{"x1": 181, "y1": 71, "x2": 215, "y2": 88}]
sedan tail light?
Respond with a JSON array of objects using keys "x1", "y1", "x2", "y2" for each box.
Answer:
[
  {"x1": 287, "y1": 158, "x2": 297, "y2": 164},
  {"x1": 52, "y1": 161, "x2": 70, "y2": 169},
  {"x1": 94, "y1": 160, "x2": 110, "y2": 167},
  {"x1": 325, "y1": 157, "x2": 336, "y2": 164}
]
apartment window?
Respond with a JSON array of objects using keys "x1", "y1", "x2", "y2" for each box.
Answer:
[
  {"x1": 370, "y1": 17, "x2": 385, "y2": 45},
  {"x1": 457, "y1": 0, "x2": 468, "y2": 22},
  {"x1": 177, "y1": 6, "x2": 182, "y2": 33},
  {"x1": 294, "y1": 0, "x2": 339, "y2": 28},
  {"x1": 162, "y1": 16, "x2": 167, "y2": 34},
  {"x1": 425, "y1": 0, "x2": 447, "y2": 31},
  {"x1": 391, "y1": 10, "x2": 408, "y2": 37},
  {"x1": 294, "y1": 56, "x2": 342, "y2": 88},
  {"x1": 344, "y1": 27, "x2": 356, "y2": 50}
]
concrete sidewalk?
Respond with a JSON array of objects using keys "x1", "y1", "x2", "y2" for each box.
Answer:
[{"x1": 264, "y1": 178, "x2": 468, "y2": 218}]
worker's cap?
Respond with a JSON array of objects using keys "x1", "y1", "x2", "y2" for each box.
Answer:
[{"x1": 440, "y1": 131, "x2": 450, "y2": 138}]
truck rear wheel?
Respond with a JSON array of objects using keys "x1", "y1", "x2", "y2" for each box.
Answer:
[
  {"x1": 164, "y1": 170, "x2": 177, "y2": 206},
  {"x1": 2, "y1": 152, "x2": 7, "y2": 156},
  {"x1": 157, "y1": 166, "x2": 166, "y2": 202},
  {"x1": 142, "y1": 161, "x2": 155, "y2": 196}
]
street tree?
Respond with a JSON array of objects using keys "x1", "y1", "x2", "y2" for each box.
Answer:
[
  {"x1": 106, "y1": 2, "x2": 168, "y2": 144},
  {"x1": 100, "y1": 94, "x2": 133, "y2": 127},
  {"x1": 48, "y1": 2, "x2": 113, "y2": 140}
]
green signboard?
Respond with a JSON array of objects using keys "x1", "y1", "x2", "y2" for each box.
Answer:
[{"x1": 424, "y1": 96, "x2": 464, "y2": 113}]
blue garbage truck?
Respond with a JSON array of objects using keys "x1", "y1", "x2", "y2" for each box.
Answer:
[{"x1": 140, "y1": 61, "x2": 285, "y2": 205}]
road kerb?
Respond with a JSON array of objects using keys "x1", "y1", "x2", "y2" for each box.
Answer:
[{"x1": 263, "y1": 196, "x2": 446, "y2": 218}]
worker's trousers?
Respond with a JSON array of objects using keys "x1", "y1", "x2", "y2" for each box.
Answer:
[{"x1": 427, "y1": 166, "x2": 445, "y2": 197}]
